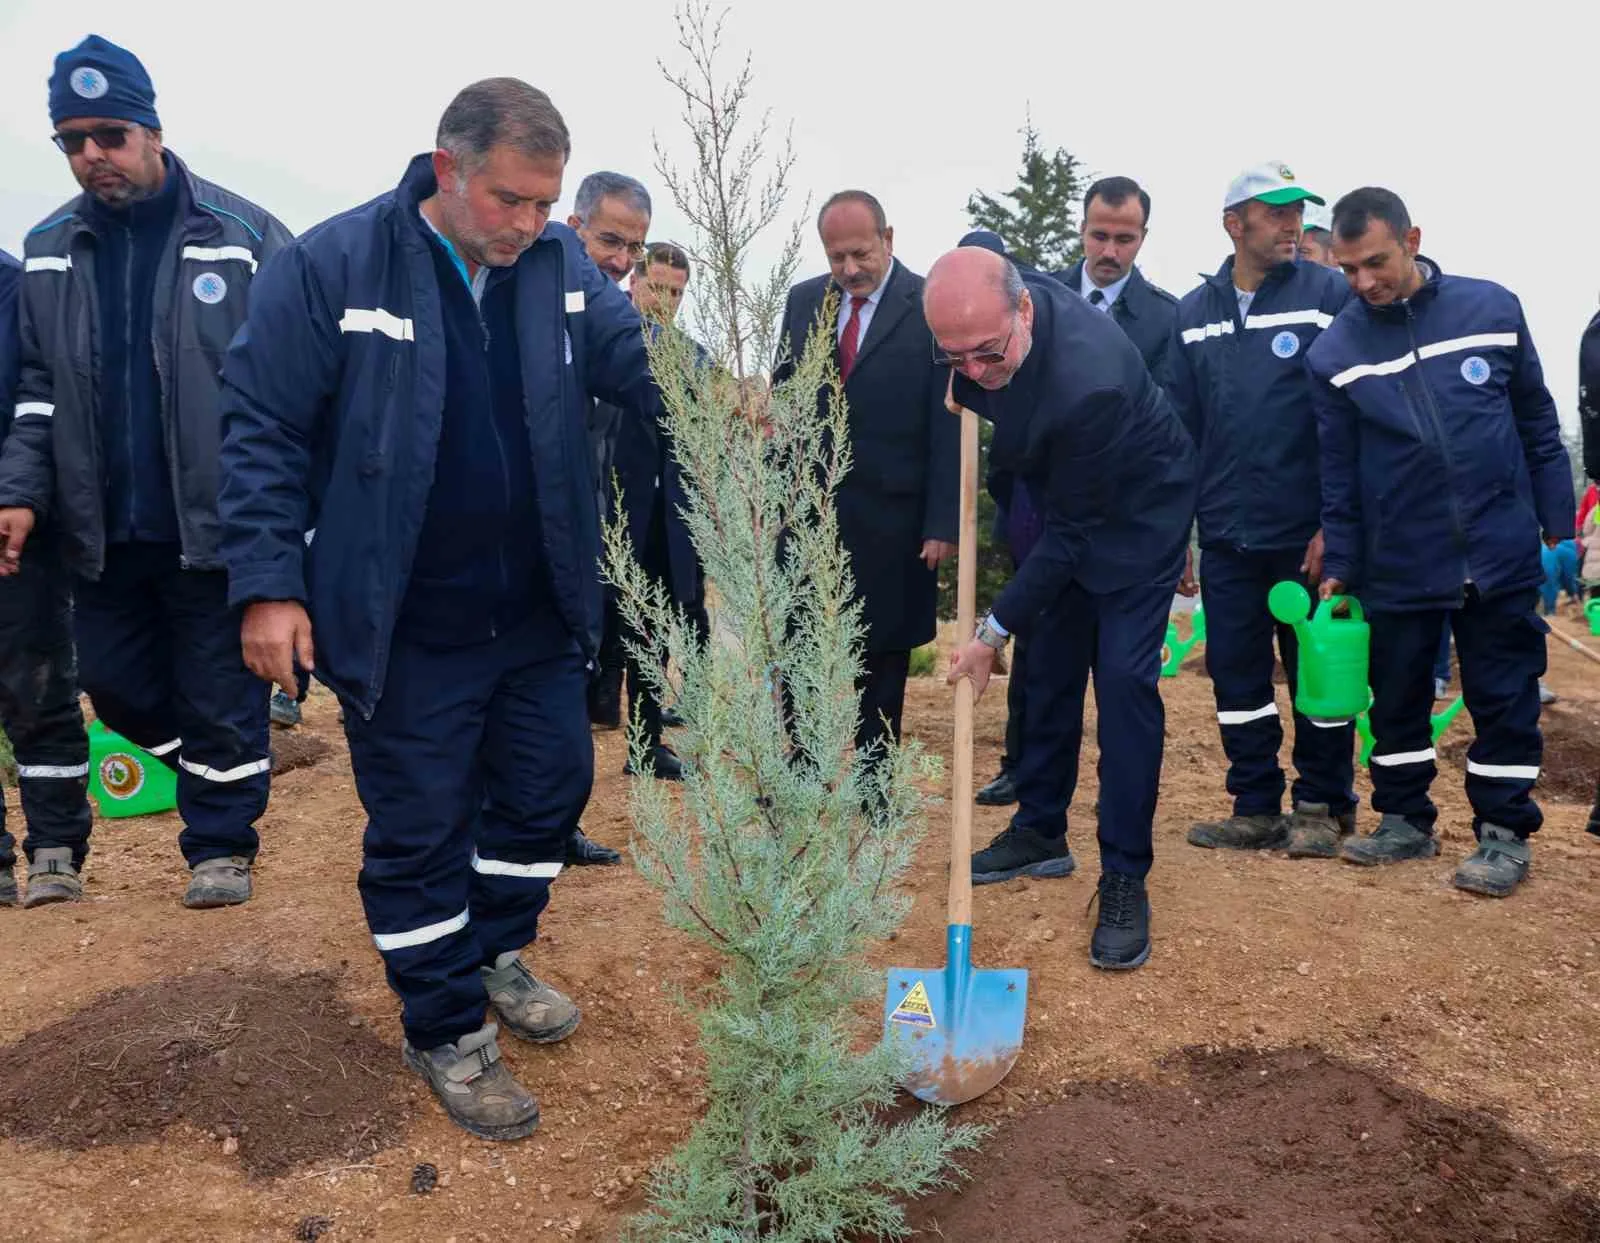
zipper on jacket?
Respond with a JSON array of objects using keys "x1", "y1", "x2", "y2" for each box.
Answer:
[
  {"x1": 1402, "y1": 301, "x2": 1472, "y2": 594},
  {"x1": 124, "y1": 223, "x2": 138, "y2": 541},
  {"x1": 478, "y1": 293, "x2": 512, "y2": 638}
]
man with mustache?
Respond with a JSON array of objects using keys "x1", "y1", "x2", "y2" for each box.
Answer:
[
  {"x1": 216, "y1": 78, "x2": 665, "y2": 1139},
  {"x1": 0, "y1": 35, "x2": 289, "y2": 908},
  {"x1": 1166, "y1": 161, "x2": 1357, "y2": 862}
]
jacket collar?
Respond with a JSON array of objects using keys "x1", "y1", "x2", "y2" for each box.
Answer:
[
  {"x1": 1358, "y1": 255, "x2": 1443, "y2": 322},
  {"x1": 1203, "y1": 253, "x2": 1298, "y2": 297},
  {"x1": 66, "y1": 150, "x2": 219, "y2": 245}
]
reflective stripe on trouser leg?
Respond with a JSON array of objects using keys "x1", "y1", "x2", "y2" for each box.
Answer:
[
  {"x1": 1454, "y1": 588, "x2": 1546, "y2": 836},
  {"x1": 346, "y1": 630, "x2": 504, "y2": 1050},
  {"x1": 1365, "y1": 607, "x2": 1445, "y2": 827},
  {"x1": 469, "y1": 639, "x2": 593, "y2": 965},
  {"x1": 1199, "y1": 546, "x2": 1288, "y2": 817}
]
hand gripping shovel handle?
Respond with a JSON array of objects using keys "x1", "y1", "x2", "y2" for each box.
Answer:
[{"x1": 944, "y1": 372, "x2": 979, "y2": 928}]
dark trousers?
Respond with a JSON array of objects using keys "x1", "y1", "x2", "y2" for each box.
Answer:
[
  {"x1": 623, "y1": 508, "x2": 708, "y2": 749},
  {"x1": 0, "y1": 539, "x2": 92, "y2": 868},
  {"x1": 73, "y1": 543, "x2": 268, "y2": 866},
  {"x1": 1000, "y1": 636, "x2": 1028, "y2": 772},
  {"x1": 857, "y1": 650, "x2": 911, "y2": 759},
  {"x1": 1368, "y1": 587, "x2": 1545, "y2": 838},
  {"x1": 1011, "y1": 577, "x2": 1175, "y2": 878},
  {"x1": 1199, "y1": 546, "x2": 1356, "y2": 817},
  {"x1": 345, "y1": 613, "x2": 591, "y2": 1049}
]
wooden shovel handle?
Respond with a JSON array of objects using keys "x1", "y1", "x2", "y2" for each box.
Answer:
[{"x1": 945, "y1": 373, "x2": 979, "y2": 928}]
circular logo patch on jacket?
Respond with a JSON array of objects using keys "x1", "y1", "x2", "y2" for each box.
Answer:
[
  {"x1": 1460, "y1": 356, "x2": 1491, "y2": 385},
  {"x1": 192, "y1": 272, "x2": 228, "y2": 304},
  {"x1": 69, "y1": 67, "x2": 109, "y2": 99},
  {"x1": 1271, "y1": 330, "x2": 1300, "y2": 359}
]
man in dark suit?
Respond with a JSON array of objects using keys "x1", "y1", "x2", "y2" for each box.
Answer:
[
  {"x1": 774, "y1": 190, "x2": 958, "y2": 765},
  {"x1": 975, "y1": 177, "x2": 1179, "y2": 807}
]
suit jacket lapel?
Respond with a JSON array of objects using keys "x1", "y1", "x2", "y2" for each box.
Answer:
[{"x1": 849, "y1": 263, "x2": 914, "y2": 378}]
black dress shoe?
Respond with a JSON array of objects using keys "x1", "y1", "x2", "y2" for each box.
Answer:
[
  {"x1": 1089, "y1": 872, "x2": 1151, "y2": 970},
  {"x1": 567, "y1": 827, "x2": 622, "y2": 866},
  {"x1": 660, "y1": 706, "x2": 686, "y2": 728},
  {"x1": 624, "y1": 745, "x2": 684, "y2": 782},
  {"x1": 974, "y1": 770, "x2": 1018, "y2": 807}
]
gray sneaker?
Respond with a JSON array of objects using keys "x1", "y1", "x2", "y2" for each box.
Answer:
[
  {"x1": 481, "y1": 954, "x2": 580, "y2": 1044},
  {"x1": 1453, "y1": 824, "x2": 1531, "y2": 898},
  {"x1": 183, "y1": 856, "x2": 253, "y2": 908},
  {"x1": 1187, "y1": 813, "x2": 1285, "y2": 851},
  {"x1": 403, "y1": 1022, "x2": 540, "y2": 1141},
  {"x1": 23, "y1": 847, "x2": 82, "y2": 907},
  {"x1": 1340, "y1": 814, "x2": 1440, "y2": 866},
  {"x1": 0, "y1": 865, "x2": 16, "y2": 906},
  {"x1": 1284, "y1": 802, "x2": 1356, "y2": 859}
]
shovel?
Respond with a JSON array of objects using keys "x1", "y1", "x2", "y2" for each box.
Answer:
[{"x1": 882, "y1": 373, "x2": 1028, "y2": 1106}]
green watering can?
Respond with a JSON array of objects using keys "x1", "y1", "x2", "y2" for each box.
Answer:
[
  {"x1": 1586, "y1": 598, "x2": 1600, "y2": 637},
  {"x1": 1266, "y1": 581, "x2": 1370, "y2": 721},
  {"x1": 1353, "y1": 696, "x2": 1466, "y2": 767},
  {"x1": 87, "y1": 720, "x2": 178, "y2": 818},
  {"x1": 1160, "y1": 605, "x2": 1206, "y2": 678}
]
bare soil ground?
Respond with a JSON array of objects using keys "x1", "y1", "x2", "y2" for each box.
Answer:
[{"x1": 2, "y1": 615, "x2": 1598, "y2": 1241}]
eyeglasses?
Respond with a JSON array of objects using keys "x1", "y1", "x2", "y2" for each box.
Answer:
[
  {"x1": 52, "y1": 125, "x2": 132, "y2": 155},
  {"x1": 933, "y1": 323, "x2": 1016, "y2": 369},
  {"x1": 594, "y1": 232, "x2": 647, "y2": 259}
]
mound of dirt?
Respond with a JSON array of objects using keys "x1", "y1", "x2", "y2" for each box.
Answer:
[
  {"x1": 0, "y1": 970, "x2": 406, "y2": 1177},
  {"x1": 1440, "y1": 702, "x2": 1600, "y2": 802},
  {"x1": 271, "y1": 732, "x2": 336, "y2": 775},
  {"x1": 905, "y1": 1047, "x2": 1599, "y2": 1242}
]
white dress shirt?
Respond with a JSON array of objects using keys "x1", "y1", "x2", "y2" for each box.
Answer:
[
  {"x1": 1080, "y1": 263, "x2": 1132, "y2": 311},
  {"x1": 836, "y1": 258, "x2": 897, "y2": 346}
]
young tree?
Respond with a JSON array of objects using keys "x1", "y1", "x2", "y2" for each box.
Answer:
[
  {"x1": 965, "y1": 116, "x2": 1088, "y2": 272},
  {"x1": 606, "y1": 6, "x2": 979, "y2": 1239}
]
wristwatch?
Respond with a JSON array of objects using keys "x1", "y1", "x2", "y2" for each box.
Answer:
[{"x1": 975, "y1": 612, "x2": 1010, "y2": 650}]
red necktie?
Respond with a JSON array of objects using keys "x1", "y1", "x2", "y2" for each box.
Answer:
[{"x1": 839, "y1": 294, "x2": 868, "y2": 381}]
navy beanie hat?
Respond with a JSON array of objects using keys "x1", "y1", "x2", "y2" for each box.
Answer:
[{"x1": 49, "y1": 35, "x2": 160, "y2": 130}]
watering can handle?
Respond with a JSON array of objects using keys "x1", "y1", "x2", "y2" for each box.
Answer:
[
  {"x1": 946, "y1": 374, "x2": 978, "y2": 928},
  {"x1": 1312, "y1": 593, "x2": 1364, "y2": 624}
]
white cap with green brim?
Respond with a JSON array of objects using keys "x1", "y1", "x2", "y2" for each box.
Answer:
[
  {"x1": 1224, "y1": 161, "x2": 1325, "y2": 212},
  {"x1": 1302, "y1": 201, "x2": 1333, "y2": 233}
]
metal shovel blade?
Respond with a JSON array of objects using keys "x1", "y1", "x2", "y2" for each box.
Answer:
[{"x1": 884, "y1": 925, "x2": 1028, "y2": 1105}]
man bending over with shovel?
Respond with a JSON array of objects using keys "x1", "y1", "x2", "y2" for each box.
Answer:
[{"x1": 930, "y1": 247, "x2": 1197, "y2": 970}]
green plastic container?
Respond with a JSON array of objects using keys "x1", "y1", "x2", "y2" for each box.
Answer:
[
  {"x1": 88, "y1": 720, "x2": 178, "y2": 818},
  {"x1": 1586, "y1": 598, "x2": 1600, "y2": 637},
  {"x1": 1266, "y1": 580, "x2": 1370, "y2": 721},
  {"x1": 1160, "y1": 605, "x2": 1206, "y2": 678},
  {"x1": 1355, "y1": 695, "x2": 1466, "y2": 767}
]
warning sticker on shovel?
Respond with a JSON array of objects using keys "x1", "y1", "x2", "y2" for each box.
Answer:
[{"x1": 889, "y1": 981, "x2": 936, "y2": 1029}]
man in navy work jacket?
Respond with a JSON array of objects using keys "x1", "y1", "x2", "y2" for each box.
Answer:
[
  {"x1": 217, "y1": 79, "x2": 665, "y2": 1141},
  {"x1": 1307, "y1": 187, "x2": 1573, "y2": 899},
  {"x1": 0, "y1": 36, "x2": 290, "y2": 909},
  {"x1": 0, "y1": 248, "x2": 94, "y2": 909},
  {"x1": 934, "y1": 246, "x2": 1197, "y2": 971},
  {"x1": 1166, "y1": 161, "x2": 1357, "y2": 861}
]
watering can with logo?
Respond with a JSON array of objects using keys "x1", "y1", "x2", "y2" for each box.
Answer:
[
  {"x1": 87, "y1": 720, "x2": 178, "y2": 818},
  {"x1": 1266, "y1": 580, "x2": 1370, "y2": 721}
]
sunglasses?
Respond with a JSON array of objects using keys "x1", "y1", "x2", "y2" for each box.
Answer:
[
  {"x1": 933, "y1": 323, "x2": 1016, "y2": 369},
  {"x1": 51, "y1": 125, "x2": 133, "y2": 156}
]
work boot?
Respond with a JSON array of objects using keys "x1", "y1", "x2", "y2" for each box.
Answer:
[
  {"x1": 1284, "y1": 802, "x2": 1356, "y2": 859},
  {"x1": 403, "y1": 1022, "x2": 540, "y2": 1141},
  {"x1": 23, "y1": 847, "x2": 82, "y2": 907},
  {"x1": 480, "y1": 954, "x2": 581, "y2": 1044},
  {"x1": 970, "y1": 824, "x2": 1075, "y2": 885},
  {"x1": 566, "y1": 826, "x2": 622, "y2": 866},
  {"x1": 1186, "y1": 812, "x2": 1285, "y2": 851},
  {"x1": 1340, "y1": 814, "x2": 1439, "y2": 866},
  {"x1": 588, "y1": 670, "x2": 622, "y2": 730},
  {"x1": 974, "y1": 769, "x2": 1018, "y2": 807},
  {"x1": 183, "y1": 856, "x2": 253, "y2": 908},
  {"x1": 0, "y1": 865, "x2": 17, "y2": 907},
  {"x1": 1089, "y1": 872, "x2": 1151, "y2": 970},
  {"x1": 624, "y1": 744, "x2": 683, "y2": 781},
  {"x1": 1452, "y1": 824, "x2": 1531, "y2": 898},
  {"x1": 269, "y1": 690, "x2": 302, "y2": 728}
]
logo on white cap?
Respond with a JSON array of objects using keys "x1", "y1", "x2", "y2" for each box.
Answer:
[{"x1": 69, "y1": 66, "x2": 109, "y2": 99}]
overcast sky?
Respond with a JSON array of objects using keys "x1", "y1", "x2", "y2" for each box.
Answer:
[{"x1": 2, "y1": 0, "x2": 1593, "y2": 425}]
